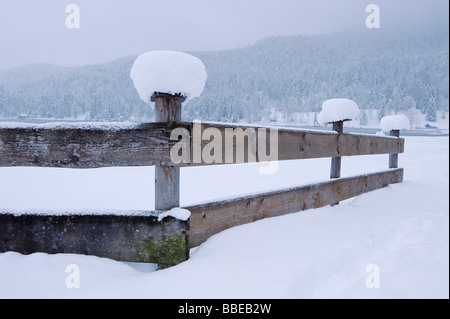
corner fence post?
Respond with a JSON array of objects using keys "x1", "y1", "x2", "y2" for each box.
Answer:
[
  {"x1": 152, "y1": 93, "x2": 190, "y2": 269},
  {"x1": 152, "y1": 93, "x2": 184, "y2": 211},
  {"x1": 389, "y1": 129, "x2": 400, "y2": 169}
]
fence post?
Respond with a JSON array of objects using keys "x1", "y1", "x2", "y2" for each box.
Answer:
[
  {"x1": 152, "y1": 93, "x2": 185, "y2": 210},
  {"x1": 330, "y1": 120, "x2": 344, "y2": 179},
  {"x1": 330, "y1": 120, "x2": 344, "y2": 206},
  {"x1": 389, "y1": 129, "x2": 400, "y2": 169}
]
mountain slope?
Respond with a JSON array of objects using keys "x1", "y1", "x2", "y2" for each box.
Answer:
[{"x1": 0, "y1": 30, "x2": 448, "y2": 123}]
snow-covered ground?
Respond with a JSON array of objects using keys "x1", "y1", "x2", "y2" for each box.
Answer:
[
  {"x1": 0, "y1": 136, "x2": 448, "y2": 298},
  {"x1": 266, "y1": 110, "x2": 449, "y2": 131}
]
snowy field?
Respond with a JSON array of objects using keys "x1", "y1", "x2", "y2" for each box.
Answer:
[{"x1": 0, "y1": 136, "x2": 448, "y2": 298}]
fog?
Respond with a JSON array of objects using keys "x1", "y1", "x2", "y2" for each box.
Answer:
[{"x1": 0, "y1": 0, "x2": 448, "y2": 69}]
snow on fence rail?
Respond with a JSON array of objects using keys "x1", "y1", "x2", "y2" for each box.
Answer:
[
  {"x1": 0, "y1": 94, "x2": 405, "y2": 267},
  {"x1": 0, "y1": 122, "x2": 403, "y2": 168}
]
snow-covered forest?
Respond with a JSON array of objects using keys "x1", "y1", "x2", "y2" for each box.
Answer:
[{"x1": 0, "y1": 29, "x2": 448, "y2": 124}]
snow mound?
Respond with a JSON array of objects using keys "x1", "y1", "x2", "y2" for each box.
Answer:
[
  {"x1": 318, "y1": 99, "x2": 360, "y2": 125},
  {"x1": 130, "y1": 51, "x2": 207, "y2": 104},
  {"x1": 157, "y1": 207, "x2": 191, "y2": 222},
  {"x1": 380, "y1": 115, "x2": 411, "y2": 132}
]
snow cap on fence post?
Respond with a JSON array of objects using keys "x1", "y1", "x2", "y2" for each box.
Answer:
[
  {"x1": 130, "y1": 50, "x2": 207, "y2": 105},
  {"x1": 317, "y1": 98, "x2": 360, "y2": 126},
  {"x1": 380, "y1": 115, "x2": 411, "y2": 133}
]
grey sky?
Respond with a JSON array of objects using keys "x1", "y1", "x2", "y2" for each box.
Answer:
[{"x1": 0, "y1": 0, "x2": 448, "y2": 70}]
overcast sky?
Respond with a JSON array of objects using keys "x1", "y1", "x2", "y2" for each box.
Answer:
[{"x1": 0, "y1": 0, "x2": 448, "y2": 70}]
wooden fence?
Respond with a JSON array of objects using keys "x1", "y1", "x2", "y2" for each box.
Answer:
[{"x1": 0, "y1": 94, "x2": 404, "y2": 267}]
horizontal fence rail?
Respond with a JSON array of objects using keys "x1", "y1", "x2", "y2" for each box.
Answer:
[
  {"x1": 0, "y1": 123, "x2": 190, "y2": 168},
  {"x1": 186, "y1": 168, "x2": 404, "y2": 247},
  {"x1": 190, "y1": 122, "x2": 404, "y2": 165},
  {"x1": 0, "y1": 122, "x2": 404, "y2": 168},
  {"x1": 0, "y1": 169, "x2": 404, "y2": 255},
  {"x1": 0, "y1": 213, "x2": 189, "y2": 266}
]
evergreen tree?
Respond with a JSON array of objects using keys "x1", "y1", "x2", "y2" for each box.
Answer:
[
  {"x1": 359, "y1": 110, "x2": 368, "y2": 126},
  {"x1": 426, "y1": 93, "x2": 437, "y2": 122}
]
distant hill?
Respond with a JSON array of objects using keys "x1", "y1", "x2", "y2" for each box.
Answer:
[{"x1": 0, "y1": 29, "x2": 448, "y2": 123}]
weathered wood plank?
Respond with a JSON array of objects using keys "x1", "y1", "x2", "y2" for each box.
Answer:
[
  {"x1": 186, "y1": 168, "x2": 403, "y2": 248},
  {"x1": 153, "y1": 92, "x2": 185, "y2": 123},
  {"x1": 0, "y1": 213, "x2": 189, "y2": 265},
  {"x1": 155, "y1": 165, "x2": 180, "y2": 210},
  {"x1": 153, "y1": 93, "x2": 183, "y2": 210},
  {"x1": 0, "y1": 122, "x2": 190, "y2": 168},
  {"x1": 389, "y1": 129, "x2": 400, "y2": 169},
  {"x1": 0, "y1": 122, "x2": 404, "y2": 168},
  {"x1": 187, "y1": 122, "x2": 405, "y2": 166},
  {"x1": 330, "y1": 121, "x2": 344, "y2": 179}
]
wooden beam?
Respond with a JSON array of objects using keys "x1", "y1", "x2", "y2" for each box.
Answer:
[
  {"x1": 187, "y1": 122, "x2": 405, "y2": 166},
  {"x1": 330, "y1": 120, "x2": 344, "y2": 179},
  {"x1": 186, "y1": 168, "x2": 403, "y2": 248},
  {"x1": 0, "y1": 122, "x2": 190, "y2": 168},
  {"x1": 0, "y1": 213, "x2": 190, "y2": 266},
  {"x1": 389, "y1": 129, "x2": 400, "y2": 169},
  {"x1": 0, "y1": 122, "x2": 404, "y2": 168},
  {"x1": 152, "y1": 93, "x2": 184, "y2": 210},
  {"x1": 153, "y1": 92, "x2": 185, "y2": 123},
  {"x1": 330, "y1": 120, "x2": 344, "y2": 206}
]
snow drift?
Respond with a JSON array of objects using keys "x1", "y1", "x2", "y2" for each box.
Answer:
[{"x1": 0, "y1": 137, "x2": 448, "y2": 298}]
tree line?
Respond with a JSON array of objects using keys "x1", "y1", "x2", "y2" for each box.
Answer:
[{"x1": 0, "y1": 29, "x2": 448, "y2": 125}]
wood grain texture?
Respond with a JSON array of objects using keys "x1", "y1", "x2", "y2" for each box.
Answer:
[
  {"x1": 389, "y1": 129, "x2": 401, "y2": 169},
  {"x1": 330, "y1": 121, "x2": 344, "y2": 179},
  {"x1": 0, "y1": 122, "x2": 190, "y2": 168},
  {"x1": 0, "y1": 122, "x2": 404, "y2": 168},
  {"x1": 186, "y1": 168, "x2": 403, "y2": 247},
  {"x1": 0, "y1": 213, "x2": 189, "y2": 264},
  {"x1": 187, "y1": 122, "x2": 405, "y2": 166},
  {"x1": 152, "y1": 93, "x2": 184, "y2": 123},
  {"x1": 153, "y1": 93, "x2": 182, "y2": 210}
]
